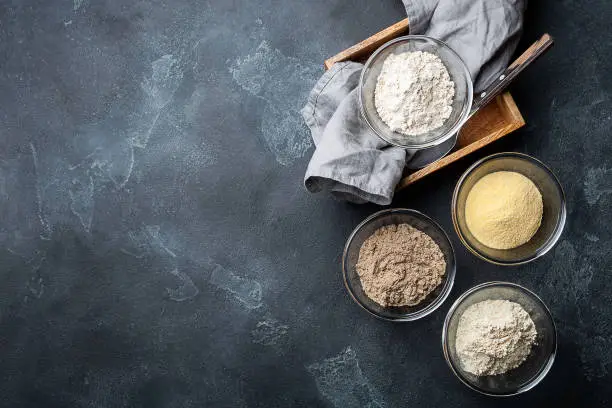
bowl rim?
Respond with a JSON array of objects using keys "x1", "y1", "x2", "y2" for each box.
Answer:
[
  {"x1": 441, "y1": 281, "x2": 558, "y2": 397},
  {"x1": 358, "y1": 34, "x2": 474, "y2": 150},
  {"x1": 342, "y1": 208, "x2": 456, "y2": 322},
  {"x1": 451, "y1": 152, "x2": 567, "y2": 266}
]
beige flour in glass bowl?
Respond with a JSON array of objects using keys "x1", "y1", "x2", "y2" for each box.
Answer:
[
  {"x1": 342, "y1": 208, "x2": 456, "y2": 321},
  {"x1": 443, "y1": 282, "x2": 557, "y2": 396}
]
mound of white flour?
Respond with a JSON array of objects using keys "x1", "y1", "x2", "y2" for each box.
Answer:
[{"x1": 374, "y1": 51, "x2": 455, "y2": 136}]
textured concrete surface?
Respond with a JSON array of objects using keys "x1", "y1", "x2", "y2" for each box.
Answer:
[{"x1": 0, "y1": 0, "x2": 610, "y2": 406}]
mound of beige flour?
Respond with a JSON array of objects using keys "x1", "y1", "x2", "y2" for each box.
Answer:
[{"x1": 455, "y1": 299, "x2": 537, "y2": 376}]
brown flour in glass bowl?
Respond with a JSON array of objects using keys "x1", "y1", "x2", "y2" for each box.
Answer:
[{"x1": 343, "y1": 208, "x2": 456, "y2": 321}]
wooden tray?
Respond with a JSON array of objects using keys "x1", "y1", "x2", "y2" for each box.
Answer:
[{"x1": 323, "y1": 19, "x2": 525, "y2": 191}]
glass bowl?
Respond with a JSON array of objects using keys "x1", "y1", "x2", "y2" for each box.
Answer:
[
  {"x1": 442, "y1": 282, "x2": 557, "y2": 396},
  {"x1": 452, "y1": 152, "x2": 566, "y2": 265},
  {"x1": 359, "y1": 35, "x2": 473, "y2": 150},
  {"x1": 342, "y1": 208, "x2": 456, "y2": 321}
]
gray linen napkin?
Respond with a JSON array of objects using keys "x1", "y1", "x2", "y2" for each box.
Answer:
[{"x1": 302, "y1": 0, "x2": 525, "y2": 205}]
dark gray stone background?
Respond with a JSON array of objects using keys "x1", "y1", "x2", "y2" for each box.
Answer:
[{"x1": 0, "y1": 0, "x2": 610, "y2": 406}]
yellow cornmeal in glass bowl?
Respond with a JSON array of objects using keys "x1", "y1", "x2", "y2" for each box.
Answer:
[{"x1": 465, "y1": 171, "x2": 543, "y2": 250}]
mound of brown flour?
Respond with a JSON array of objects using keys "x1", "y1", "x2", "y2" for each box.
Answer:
[{"x1": 356, "y1": 224, "x2": 446, "y2": 307}]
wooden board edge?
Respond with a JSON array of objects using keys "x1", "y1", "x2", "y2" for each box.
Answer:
[
  {"x1": 395, "y1": 125, "x2": 513, "y2": 190},
  {"x1": 324, "y1": 18, "x2": 410, "y2": 70},
  {"x1": 396, "y1": 94, "x2": 526, "y2": 191},
  {"x1": 498, "y1": 92, "x2": 525, "y2": 126}
]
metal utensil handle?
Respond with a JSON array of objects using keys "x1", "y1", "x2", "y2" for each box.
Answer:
[{"x1": 469, "y1": 33, "x2": 554, "y2": 117}]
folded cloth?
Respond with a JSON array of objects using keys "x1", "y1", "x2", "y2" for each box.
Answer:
[{"x1": 302, "y1": 0, "x2": 525, "y2": 205}]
